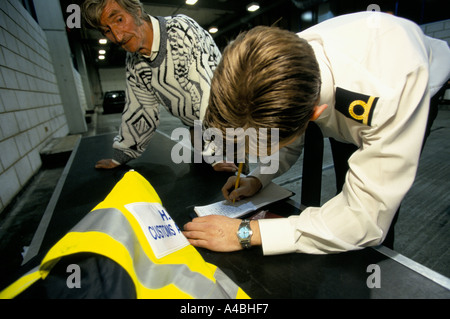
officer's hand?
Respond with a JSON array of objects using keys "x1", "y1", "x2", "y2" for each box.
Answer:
[
  {"x1": 95, "y1": 158, "x2": 120, "y2": 169},
  {"x1": 212, "y1": 162, "x2": 238, "y2": 173},
  {"x1": 222, "y1": 176, "x2": 262, "y2": 202},
  {"x1": 183, "y1": 216, "x2": 243, "y2": 252},
  {"x1": 183, "y1": 215, "x2": 261, "y2": 252}
]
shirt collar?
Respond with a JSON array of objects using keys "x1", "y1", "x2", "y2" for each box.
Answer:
[
  {"x1": 309, "y1": 40, "x2": 334, "y2": 119},
  {"x1": 143, "y1": 15, "x2": 160, "y2": 61}
]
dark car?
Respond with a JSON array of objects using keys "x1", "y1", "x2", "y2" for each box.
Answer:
[{"x1": 102, "y1": 90, "x2": 126, "y2": 114}]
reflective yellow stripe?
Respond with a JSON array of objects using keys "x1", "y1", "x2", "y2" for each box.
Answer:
[
  {"x1": 41, "y1": 231, "x2": 193, "y2": 298},
  {"x1": 0, "y1": 267, "x2": 40, "y2": 299},
  {"x1": 48, "y1": 207, "x2": 247, "y2": 298}
]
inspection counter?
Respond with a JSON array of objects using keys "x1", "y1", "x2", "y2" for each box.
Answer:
[{"x1": 17, "y1": 132, "x2": 450, "y2": 299}]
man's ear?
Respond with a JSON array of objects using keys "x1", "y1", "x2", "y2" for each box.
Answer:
[{"x1": 310, "y1": 104, "x2": 328, "y2": 121}]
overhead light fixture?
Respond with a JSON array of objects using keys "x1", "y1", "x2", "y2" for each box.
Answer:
[
  {"x1": 99, "y1": 38, "x2": 107, "y2": 44},
  {"x1": 247, "y1": 2, "x2": 260, "y2": 12},
  {"x1": 99, "y1": 49, "x2": 106, "y2": 54},
  {"x1": 208, "y1": 27, "x2": 218, "y2": 34},
  {"x1": 301, "y1": 11, "x2": 313, "y2": 22},
  {"x1": 98, "y1": 55, "x2": 105, "y2": 60},
  {"x1": 186, "y1": 0, "x2": 198, "y2": 5}
]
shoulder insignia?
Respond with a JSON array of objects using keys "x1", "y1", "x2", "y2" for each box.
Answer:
[{"x1": 335, "y1": 87, "x2": 379, "y2": 126}]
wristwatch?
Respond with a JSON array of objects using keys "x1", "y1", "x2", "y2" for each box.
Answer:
[{"x1": 237, "y1": 219, "x2": 253, "y2": 249}]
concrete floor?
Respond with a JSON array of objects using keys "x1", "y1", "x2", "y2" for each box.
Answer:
[{"x1": 0, "y1": 105, "x2": 449, "y2": 291}]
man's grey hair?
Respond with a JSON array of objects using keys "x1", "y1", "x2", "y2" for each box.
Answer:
[{"x1": 82, "y1": 0, "x2": 150, "y2": 30}]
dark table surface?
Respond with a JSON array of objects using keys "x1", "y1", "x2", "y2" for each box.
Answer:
[{"x1": 20, "y1": 132, "x2": 450, "y2": 299}]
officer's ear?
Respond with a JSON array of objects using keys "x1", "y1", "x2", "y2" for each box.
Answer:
[{"x1": 310, "y1": 104, "x2": 328, "y2": 121}]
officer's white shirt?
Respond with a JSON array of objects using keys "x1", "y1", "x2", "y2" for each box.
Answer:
[{"x1": 250, "y1": 12, "x2": 450, "y2": 255}]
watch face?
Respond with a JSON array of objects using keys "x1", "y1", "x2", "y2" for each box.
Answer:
[{"x1": 238, "y1": 227, "x2": 250, "y2": 239}]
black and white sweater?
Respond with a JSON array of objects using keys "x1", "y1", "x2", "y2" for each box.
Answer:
[{"x1": 112, "y1": 15, "x2": 221, "y2": 164}]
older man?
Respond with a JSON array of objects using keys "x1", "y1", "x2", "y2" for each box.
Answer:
[{"x1": 82, "y1": 0, "x2": 236, "y2": 171}]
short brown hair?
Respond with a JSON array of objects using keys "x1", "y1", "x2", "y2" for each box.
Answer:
[
  {"x1": 205, "y1": 26, "x2": 321, "y2": 144},
  {"x1": 82, "y1": 0, "x2": 150, "y2": 30}
]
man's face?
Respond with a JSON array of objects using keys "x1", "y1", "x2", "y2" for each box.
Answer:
[{"x1": 99, "y1": 0, "x2": 149, "y2": 54}]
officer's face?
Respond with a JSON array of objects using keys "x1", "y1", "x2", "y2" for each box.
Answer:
[{"x1": 99, "y1": 0, "x2": 150, "y2": 54}]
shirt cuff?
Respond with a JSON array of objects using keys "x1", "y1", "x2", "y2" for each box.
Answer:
[
  {"x1": 113, "y1": 149, "x2": 133, "y2": 165},
  {"x1": 248, "y1": 168, "x2": 275, "y2": 189},
  {"x1": 258, "y1": 217, "x2": 299, "y2": 255}
]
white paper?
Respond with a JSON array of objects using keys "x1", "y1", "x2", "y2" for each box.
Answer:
[{"x1": 194, "y1": 182, "x2": 293, "y2": 218}]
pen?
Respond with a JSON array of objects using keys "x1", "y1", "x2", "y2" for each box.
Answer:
[{"x1": 233, "y1": 162, "x2": 244, "y2": 204}]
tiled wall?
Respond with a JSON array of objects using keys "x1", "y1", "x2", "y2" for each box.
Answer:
[
  {"x1": 420, "y1": 19, "x2": 450, "y2": 101},
  {"x1": 421, "y1": 18, "x2": 450, "y2": 46},
  {"x1": 0, "y1": 0, "x2": 69, "y2": 213}
]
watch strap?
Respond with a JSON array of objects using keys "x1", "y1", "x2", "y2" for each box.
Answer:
[{"x1": 237, "y1": 219, "x2": 252, "y2": 249}]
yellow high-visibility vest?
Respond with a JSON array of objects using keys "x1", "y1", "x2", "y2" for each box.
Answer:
[{"x1": 1, "y1": 171, "x2": 249, "y2": 299}]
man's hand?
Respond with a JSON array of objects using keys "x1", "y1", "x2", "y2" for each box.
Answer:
[
  {"x1": 183, "y1": 215, "x2": 261, "y2": 252},
  {"x1": 95, "y1": 159, "x2": 120, "y2": 169},
  {"x1": 212, "y1": 162, "x2": 238, "y2": 173},
  {"x1": 222, "y1": 176, "x2": 262, "y2": 202}
]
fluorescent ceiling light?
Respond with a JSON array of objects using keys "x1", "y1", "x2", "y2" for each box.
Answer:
[
  {"x1": 98, "y1": 55, "x2": 105, "y2": 60},
  {"x1": 99, "y1": 49, "x2": 106, "y2": 54},
  {"x1": 301, "y1": 11, "x2": 313, "y2": 22},
  {"x1": 209, "y1": 27, "x2": 218, "y2": 34},
  {"x1": 186, "y1": 0, "x2": 198, "y2": 5},
  {"x1": 247, "y1": 2, "x2": 260, "y2": 12},
  {"x1": 99, "y1": 38, "x2": 107, "y2": 44}
]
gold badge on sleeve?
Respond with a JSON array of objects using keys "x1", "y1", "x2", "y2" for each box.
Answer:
[{"x1": 335, "y1": 87, "x2": 379, "y2": 126}]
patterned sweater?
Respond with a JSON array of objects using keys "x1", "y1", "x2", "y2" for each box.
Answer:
[{"x1": 112, "y1": 15, "x2": 221, "y2": 164}]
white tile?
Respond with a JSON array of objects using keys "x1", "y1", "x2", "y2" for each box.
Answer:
[
  {"x1": 0, "y1": 137, "x2": 20, "y2": 168},
  {"x1": 3, "y1": 47, "x2": 19, "y2": 70},
  {"x1": 37, "y1": 106, "x2": 50, "y2": 123},
  {"x1": 445, "y1": 20, "x2": 450, "y2": 30},
  {"x1": 27, "y1": 126, "x2": 40, "y2": 148},
  {"x1": 0, "y1": 69, "x2": 5, "y2": 90},
  {"x1": 15, "y1": 131, "x2": 31, "y2": 156},
  {"x1": 0, "y1": 67, "x2": 18, "y2": 90},
  {"x1": 15, "y1": 90, "x2": 31, "y2": 110},
  {"x1": 0, "y1": 46, "x2": 6, "y2": 67},
  {"x1": 27, "y1": 108, "x2": 39, "y2": 126},
  {"x1": 0, "y1": 166, "x2": 20, "y2": 207},
  {"x1": 14, "y1": 109, "x2": 31, "y2": 131},
  {"x1": 0, "y1": 111, "x2": 19, "y2": 137},
  {"x1": 14, "y1": 155, "x2": 32, "y2": 186},
  {"x1": 426, "y1": 21, "x2": 444, "y2": 33},
  {"x1": 27, "y1": 149, "x2": 41, "y2": 172},
  {"x1": 0, "y1": 88, "x2": 18, "y2": 111},
  {"x1": 434, "y1": 29, "x2": 450, "y2": 40},
  {"x1": 15, "y1": 72, "x2": 30, "y2": 91},
  {"x1": 2, "y1": 27, "x2": 19, "y2": 53}
]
